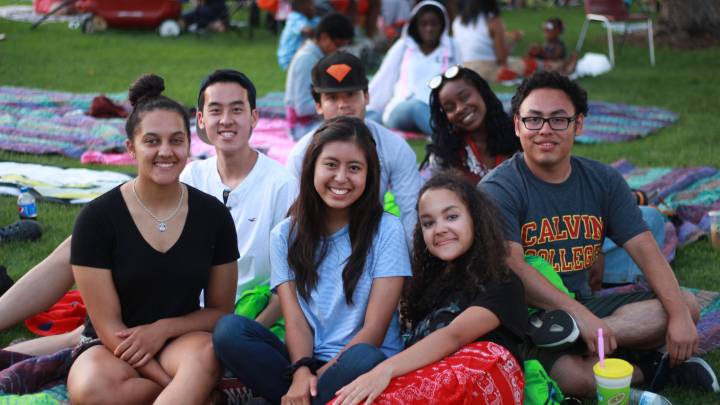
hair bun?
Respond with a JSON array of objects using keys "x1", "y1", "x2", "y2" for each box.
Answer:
[{"x1": 128, "y1": 74, "x2": 165, "y2": 107}]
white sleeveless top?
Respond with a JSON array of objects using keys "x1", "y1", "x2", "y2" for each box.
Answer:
[{"x1": 453, "y1": 14, "x2": 496, "y2": 62}]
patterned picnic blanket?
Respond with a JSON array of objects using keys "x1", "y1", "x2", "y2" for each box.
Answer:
[
  {"x1": 612, "y1": 159, "x2": 720, "y2": 246},
  {"x1": 255, "y1": 92, "x2": 679, "y2": 145},
  {"x1": 0, "y1": 161, "x2": 132, "y2": 204},
  {"x1": 0, "y1": 86, "x2": 294, "y2": 164}
]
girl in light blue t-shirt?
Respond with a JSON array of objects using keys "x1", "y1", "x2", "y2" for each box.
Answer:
[{"x1": 213, "y1": 116, "x2": 411, "y2": 405}]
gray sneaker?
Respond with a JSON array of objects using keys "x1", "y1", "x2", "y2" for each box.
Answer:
[
  {"x1": 0, "y1": 220, "x2": 42, "y2": 243},
  {"x1": 651, "y1": 354, "x2": 719, "y2": 393}
]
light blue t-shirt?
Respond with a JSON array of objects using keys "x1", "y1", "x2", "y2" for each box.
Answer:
[
  {"x1": 270, "y1": 213, "x2": 411, "y2": 361},
  {"x1": 277, "y1": 11, "x2": 320, "y2": 71}
]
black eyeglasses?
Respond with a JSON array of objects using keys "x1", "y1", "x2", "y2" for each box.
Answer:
[
  {"x1": 428, "y1": 65, "x2": 462, "y2": 90},
  {"x1": 520, "y1": 116, "x2": 576, "y2": 130}
]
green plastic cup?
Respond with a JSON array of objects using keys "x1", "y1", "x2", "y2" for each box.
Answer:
[{"x1": 593, "y1": 358, "x2": 633, "y2": 405}]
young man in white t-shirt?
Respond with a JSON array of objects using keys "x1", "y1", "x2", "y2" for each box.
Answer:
[
  {"x1": 0, "y1": 70, "x2": 297, "y2": 354},
  {"x1": 286, "y1": 51, "x2": 422, "y2": 243}
]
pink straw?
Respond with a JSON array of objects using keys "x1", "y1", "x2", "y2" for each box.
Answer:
[{"x1": 598, "y1": 328, "x2": 605, "y2": 368}]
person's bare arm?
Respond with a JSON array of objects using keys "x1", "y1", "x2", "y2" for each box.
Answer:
[
  {"x1": 488, "y1": 16, "x2": 509, "y2": 65},
  {"x1": 255, "y1": 293, "x2": 283, "y2": 328},
  {"x1": 335, "y1": 306, "x2": 500, "y2": 405},
  {"x1": 623, "y1": 231, "x2": 698, "y2": 366},
  {"x1": 277, "y1": 281, "x2": 317, "y2": 403},
  {"x1": 506, "y1": 242, "x2": 617, "y2": 354}
]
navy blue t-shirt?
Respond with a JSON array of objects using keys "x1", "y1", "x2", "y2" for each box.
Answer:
[{"x1": 480, "y1": 153, "x2": 647, "y2": 298}]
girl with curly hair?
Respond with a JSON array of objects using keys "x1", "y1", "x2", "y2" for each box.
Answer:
[
  {"x1": 423, "y1": 65, "x2": 521, "y2": 185},
  {"x1": 334, "y1": 172, "x2": 527, "y2": 404},
  {"x1": 213, "y1": 116, "x2": 411, "y2": 405}
]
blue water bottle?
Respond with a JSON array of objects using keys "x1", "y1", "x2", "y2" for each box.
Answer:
[{"x1": 17, "y1": 186, "x2": 38, "y2": 220}]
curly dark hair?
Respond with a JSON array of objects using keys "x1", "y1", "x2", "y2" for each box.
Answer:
[
  {"x1": 288, "y1": 116, "x2": 382, "y2": 305},
  {"x1": 511, "y1": 71, "x2": 588, "y2": 117},
  {"x1": 422, "y1": 67, "x2": 519, "y2": 171},
  {"x1": 401, "y1": 171, "x2": 511, "y2": 328}
]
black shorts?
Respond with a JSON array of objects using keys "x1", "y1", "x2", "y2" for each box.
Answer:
[{"x1": 520, "y1": 291, "x2": 656, "y2": 373}]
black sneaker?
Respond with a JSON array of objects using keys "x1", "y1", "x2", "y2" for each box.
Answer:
[
  {"x1": 0, "y1": 220, "x2": 42, "y2": 243},
  {"x1": 528, "y1": 309, "x2": 580, "y2": 349},
  {"x1": 650, "y1": 354, "x2": 719, "y2": 393}
]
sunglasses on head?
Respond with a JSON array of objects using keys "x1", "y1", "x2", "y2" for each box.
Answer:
[{"x1": 427, "y1": 65, "x2": 462, "y2": 90}]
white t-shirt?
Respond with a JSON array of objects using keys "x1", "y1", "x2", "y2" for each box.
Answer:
[
  {"x1": 180, "y1": 153, "x2": 298, "y2": 301},
  {"x1": 453, "y1": 14, "x2": 496, "y2": 62},
  {"x1": 285, "y1": 119, "x2": 421, "y2": 243}
]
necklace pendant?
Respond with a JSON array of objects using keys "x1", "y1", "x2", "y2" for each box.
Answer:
[{"x1": 157, "y1": 222, "x2": 167, "y2": 232}]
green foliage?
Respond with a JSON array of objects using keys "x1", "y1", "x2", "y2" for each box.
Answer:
[{"x1": 1, "y1": 4, "x2": 719, "y2": 403}]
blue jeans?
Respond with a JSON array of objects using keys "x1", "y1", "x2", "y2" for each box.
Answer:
[
  {"x1": 602, "y1": 206, "x2": 666, "y2": 284},
  {"x1": 385, "y1": 99, "x2": 432, "y2": 135},
  {"x1": 213, "y1": 314, "x2": 387, "y2": 405}
]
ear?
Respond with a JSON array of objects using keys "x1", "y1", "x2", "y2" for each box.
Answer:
[
  {"x1": 573, "y1": 114, "x2": 584, "y2": 137},
  {"x1": 197, "y1": 109, "x2": 206, "y2": 130},
  {"x1": 363, "y1": 90, "x2": 370, "y2": 107},
  {"x1": 250, "y1": 108, "x2": 259, "y2": 129},
  {"x1": 513, "y1": 114, "x2": 522, "y2": 138},
  {"x1": 125, "y1": 138, "x2": 135, "y2": 157},
  {"x1": 315, "y1": 99, "x2": 324, "y2": 116}
]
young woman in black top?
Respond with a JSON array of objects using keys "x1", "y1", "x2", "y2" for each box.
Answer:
[{"x1": 67, "y1": 74, "x2": 239, "y2": 404}]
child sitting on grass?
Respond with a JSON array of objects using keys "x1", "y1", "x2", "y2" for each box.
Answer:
[
  {"x1": 527, "y1": 17, "x2": 577, "y2": 75},
  {"x1": 277, "y1": 0, "x2": 321, "y2": 70}
]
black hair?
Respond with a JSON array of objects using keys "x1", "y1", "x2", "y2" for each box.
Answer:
[
  {"x1": 511, "y1": 71, "x2": 588, "y2": 117},
  {"x1": 407, "y1": 3, "x2": 445, "y2": 47},
  {"x1": 197, "y1": 69, "x2": 257, "y2": 111},
  {"x1": 291, "y1": 0, "x2": 312, "y2": 10},
  {"x1": 423, "y1": 67, "x2": 519, "y2": 170},
  {"x1": 125, "y1": 74, "x2": 190, "y2": 140},
  {"x1": 546, "y1": 17, "x2": 564, "y2": 33},
  {"x1": 402, "y1": 171, "x2": 511, "y2": 327},
  {"x1": 288, "y1": 116, "x2": 382, "y2": 305},
  {"x1": 459, "y1": 0, "x2": 500, "y2": 25},
  {"x1": 314, "y1": 13, "x2": 354, "y2": 41}
]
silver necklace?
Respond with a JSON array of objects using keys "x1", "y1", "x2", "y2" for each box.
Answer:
[{"x1": 131, "y1": 179, "x2": 185, "y2": 232}]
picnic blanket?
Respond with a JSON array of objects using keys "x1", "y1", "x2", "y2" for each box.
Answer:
[
  {"x1": 0, "y1": 86, "x2": 296, "y2": 164},
  {"x1": 0, "y1": 161, "x2": 132, "y2": 204},
  {"x1": 256, "y1": 91, "x2": 679, "y2": 145},
  {"x1": 612, "y1": 159, "x2": 720, "y2": 246},
  {"x1": 0, "y1": 87, "x2": 128, "y2": 159}
]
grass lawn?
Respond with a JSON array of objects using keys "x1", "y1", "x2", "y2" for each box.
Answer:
[{"x1": 1, "y1": 1, "x2": 719, "y2": 402}]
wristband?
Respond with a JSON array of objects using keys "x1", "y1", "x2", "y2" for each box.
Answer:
[{"x1": 285, "y1": 357, "x2": 322, "y2": 378}]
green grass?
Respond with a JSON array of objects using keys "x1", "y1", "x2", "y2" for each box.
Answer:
[{"x1": 1, "y1": 3, "x2": 719, "y2": 402}]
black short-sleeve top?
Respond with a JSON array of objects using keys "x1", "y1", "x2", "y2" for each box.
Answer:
[
  {"x1": 405, "y1": 271, "x2": 528, "y2": 361},
  {"x1": 70, "y1": 184, "x2": 239, "y2": 338}
]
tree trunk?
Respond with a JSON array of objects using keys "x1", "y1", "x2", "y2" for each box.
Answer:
[{"x1": 659, "y1": 0, "x2": 720, "y2": 40}]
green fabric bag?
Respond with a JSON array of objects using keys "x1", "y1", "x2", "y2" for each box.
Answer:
[
  {"x1": 383, "y1": 191, "x2": 400, "y2": 217},
  {"x1": 524, "y1": 359, "x2": 564, "y2": 405},
  {"x1": 234, "y1": 284, "x2": 285, "y2": 341},
  {"x1": 525, "y1": 255, "x2": 575, "y2": 316}
]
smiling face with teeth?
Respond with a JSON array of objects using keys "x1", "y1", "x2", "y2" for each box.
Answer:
[
  {"x1": 514, "y1": 88, "x2": 584, "y2": 182},
  {"x1": 418, "y1": 187, "x2": 473, "y2": 262},
  {"x1": 438, "y1": 78, "x2": 487, "y2": 134},
  {"x1": 313, "y1": 140, "x2": 368, "y2": 223},
  {"x1": 126, "y1": 109, "x2": 189, "y2": 186},
  {"x1": 197, "y1": 82, "x2": 258, "y2": 156}
]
